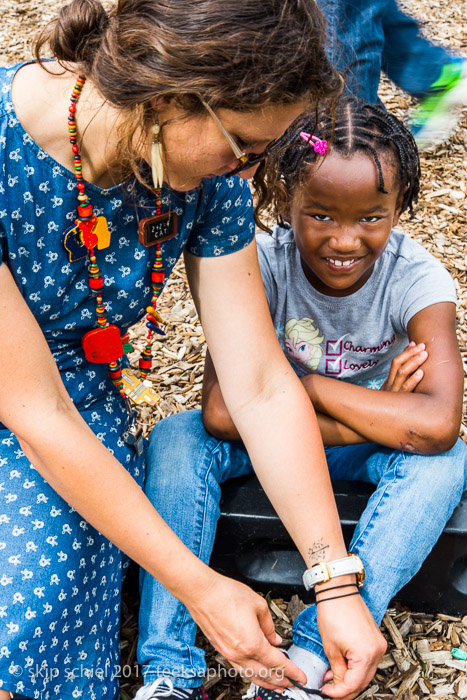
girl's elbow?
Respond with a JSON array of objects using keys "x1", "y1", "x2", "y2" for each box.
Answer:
[
  {"x1": 403, "y1": 418, "x2": 460, "y2": 455},
  {"x1": 429, "y1": 423, "x2": 461, "y2": 454},
  {"x1": 429, "y1": 406, "x2": 462, "y2": 453},
  {"x1": 201, "y1": 400, "x2": 239, "y2": 441}
]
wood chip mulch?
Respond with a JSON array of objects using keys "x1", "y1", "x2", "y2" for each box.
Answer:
[
  {"x1": 119, "y1": 586, "x2": 467, "y2": 700},
  {"x1": 1, "y1": 0, "x2": 466, "y2": 698}
]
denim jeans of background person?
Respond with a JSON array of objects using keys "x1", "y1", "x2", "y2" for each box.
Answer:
[
  {"x1": 137, "y1": 410, "x2": 466, "y2": 690},
  {"x1": 317, "y1": 0, "x2": 467, "y2": 146}
]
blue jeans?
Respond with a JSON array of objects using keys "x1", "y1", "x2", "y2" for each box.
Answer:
[
  {"x1": 318, "y1": 0, "x2": 459, "y2": 103},
  {"x1": 138, "y1": 410, "x2": 466, "y2": 685}
]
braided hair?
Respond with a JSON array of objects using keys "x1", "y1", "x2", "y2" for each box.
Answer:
[{"x1": 270, "y1": 96, "x2": 420, "y2": 222}]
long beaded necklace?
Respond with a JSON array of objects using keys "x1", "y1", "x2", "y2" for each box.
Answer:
[{"x1": 66, "y1": 75, "x2": 177, "y2": 453}]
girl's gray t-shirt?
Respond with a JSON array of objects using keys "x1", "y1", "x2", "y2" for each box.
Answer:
[{"x1": 257, "y1": 224, "x2": 456, "y2": 388}]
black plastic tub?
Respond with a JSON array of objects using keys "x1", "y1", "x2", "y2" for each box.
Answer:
[{"x1": 211, "y1": 476, "x2": 467, "y2": 616}]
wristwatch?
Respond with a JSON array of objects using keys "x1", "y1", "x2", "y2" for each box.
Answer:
[{"x1": 303, "y1": 553, "x2": 365, "y2": 591}]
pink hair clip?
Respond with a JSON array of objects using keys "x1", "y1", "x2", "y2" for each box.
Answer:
[{"x1": 300, "y1": 131, "x2": 328, "y2": 155}]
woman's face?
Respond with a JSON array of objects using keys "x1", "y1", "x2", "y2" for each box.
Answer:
[{"x1": 153, "y1": 101, "x2": 306, "y2": 191}]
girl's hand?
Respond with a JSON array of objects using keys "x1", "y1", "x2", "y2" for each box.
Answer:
[
  {"x1": 380, "y1": 342, "x2": 427, "y2": 393},
  {"x1": 317, "y1": 593, "x2": 387, "y2": 700},
  {"x1": 186, "y1": 572, "x2": 307, "y2": 691}
]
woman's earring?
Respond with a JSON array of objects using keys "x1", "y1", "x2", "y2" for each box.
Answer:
[{"x1": 151, "y1": 122, "x2": 164, "y2": 189}]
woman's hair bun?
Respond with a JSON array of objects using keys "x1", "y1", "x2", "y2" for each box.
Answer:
[{"x1": 46, "y1": 0, "x2": 108, "y2": 65}]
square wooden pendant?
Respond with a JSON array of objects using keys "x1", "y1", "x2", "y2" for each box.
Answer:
[{"x1": 138, "y1": 211, "x2": 178, "y2": 247}]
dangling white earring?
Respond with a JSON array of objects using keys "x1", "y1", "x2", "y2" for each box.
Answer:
[{"x1": 151, "y1": 122, "x2": 164, "y2": 189}]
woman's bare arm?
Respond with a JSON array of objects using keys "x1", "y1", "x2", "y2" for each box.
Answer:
[
  {"x1": 202, "y1": 350, "x2": 367, "y2": 445},
  {"x1": 0, "y1": 262, "x2": 307, "y2": 689},
  {"x1": 185, "y1": 244, "x2": 346, "y2": 562},
  {"x1": 185, "y1": 242, "x2": 386, "y2": 698},
  {"x1": 0, "y1": 264, "x2": 212, "y2": 593}
]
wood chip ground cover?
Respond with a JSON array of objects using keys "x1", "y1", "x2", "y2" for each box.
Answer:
[{"x1": 1, "y1": 0, "x2": 466, "y2": 697}]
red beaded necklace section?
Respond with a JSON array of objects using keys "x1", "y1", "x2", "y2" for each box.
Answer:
[
  {"x1": 140, "y1": 194, "x2": 165, "y2": 380},
  {"x1": 68, "y1": 75, "x2": 165, "y2": 399}
]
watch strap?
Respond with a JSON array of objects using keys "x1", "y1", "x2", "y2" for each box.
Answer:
[{"x1": 303, "y1": 553, "x2": 365, "y2": 591}]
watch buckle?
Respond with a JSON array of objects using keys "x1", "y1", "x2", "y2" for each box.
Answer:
[{"x1": 321, "y1": 562, "x2": 331, "y2": 584}]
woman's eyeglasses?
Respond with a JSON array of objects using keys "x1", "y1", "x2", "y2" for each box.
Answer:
[{"x1": 201, "y1": 100, "x2": 271, "y2": 176}]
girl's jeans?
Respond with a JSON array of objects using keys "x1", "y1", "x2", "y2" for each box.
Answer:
[{"x1": 138, "y1": 410, "x2": 466, "y2": 687}]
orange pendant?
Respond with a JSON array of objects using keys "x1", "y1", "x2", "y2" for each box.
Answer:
[{"x1": 120, "y1": 369, "x2": 160, "y2": 406}]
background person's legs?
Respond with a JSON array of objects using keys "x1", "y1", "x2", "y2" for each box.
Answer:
[
  {"x1": 318, "y1": 0, "x2": 385, "y2": 103},
  {"x1": 381, "y1": 0, "x2": 459, "y2": 98},
  {"x1": 317, "y1": 0, "x2": 465, "y2": 110}
]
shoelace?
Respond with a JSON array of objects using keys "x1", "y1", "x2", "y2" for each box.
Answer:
[{"x1": 288, "y1": 677, "x2": 330, "y2": 699}]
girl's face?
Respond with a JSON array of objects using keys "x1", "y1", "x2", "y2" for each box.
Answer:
[
  {"x1": 152, "y1": 101, "x2": 306, "y2": 191},
  {"x1": 290, "y1": 150, "x2": 403, "y2": 297}
]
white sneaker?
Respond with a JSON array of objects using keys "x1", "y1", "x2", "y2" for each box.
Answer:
[
  {"x1": 242, "y1": 680, "x2": 328, "y2": 700},
  {"x1": 134, "y1": 678, "x2": 208, "y2": 700}
]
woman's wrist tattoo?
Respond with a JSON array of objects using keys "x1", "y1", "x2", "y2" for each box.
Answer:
[{"x1": 307, "y1": 538, "x2": 330, "y2": 564}]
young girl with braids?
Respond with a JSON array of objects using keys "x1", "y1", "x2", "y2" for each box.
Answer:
[
  {"x1": 142, "y1": 97, "x2": 466, "y2": 700},
  {"x1": 0, "y1": 1, "x2": 391, "y2": 699}
]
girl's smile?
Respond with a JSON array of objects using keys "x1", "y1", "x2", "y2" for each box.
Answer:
[
  {"x1": 325, "y1": 256, "x2": 364, "y2": 270},
  {"x1": 290, "y1": 150, "x2": 403, "y2": 297}
]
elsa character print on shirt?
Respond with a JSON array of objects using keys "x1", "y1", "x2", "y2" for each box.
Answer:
[{"x1": 285, "y1": 317, "x2": 324, "y2": 374}]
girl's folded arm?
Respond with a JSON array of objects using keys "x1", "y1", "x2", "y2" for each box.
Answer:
[
  {"x1": 301, "y1": 302, "x2": 463, "y2": 454},
  {"x1": 313, "y1": 412, "x2": 367, "y2": 445},
  {"x1": 202, "y1": 349, "x2": 240, "y2": 441}
]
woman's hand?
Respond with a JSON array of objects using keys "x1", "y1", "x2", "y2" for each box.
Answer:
[
  {"x1": 380, "y1": 341, "x2": 427, "y2": 393},
  {"x1": 185, "y1": 572, "x2": 307, "y2": 691},
  {"x1": 317, "y1": 593, "x2": 387, "y2": 700}
]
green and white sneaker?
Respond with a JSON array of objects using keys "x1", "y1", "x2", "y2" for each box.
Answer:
[{"x1": 409, "y1": 60, "x2": 467, "y2": 149}]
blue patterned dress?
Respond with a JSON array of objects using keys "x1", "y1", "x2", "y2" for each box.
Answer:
[{"x1": 0, "y1": 62, "x2": 255, "y2": 699}]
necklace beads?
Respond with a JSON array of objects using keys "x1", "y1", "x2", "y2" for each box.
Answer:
[
  {"x1": 68, "y1": 77, "x2": 87, "y2": 206},
  {"x1": 108, "y1": 360, "x2": 124, "y2": 393},
  {"x1": 140, "y1": 247, "x2": 165, "y2": 378},
  {"x1": 89, "y1": 254, "x2": 104, "y2": 291},
  {"x1": 68, "y1": 75, "x2": 167, "y2": 400}
]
